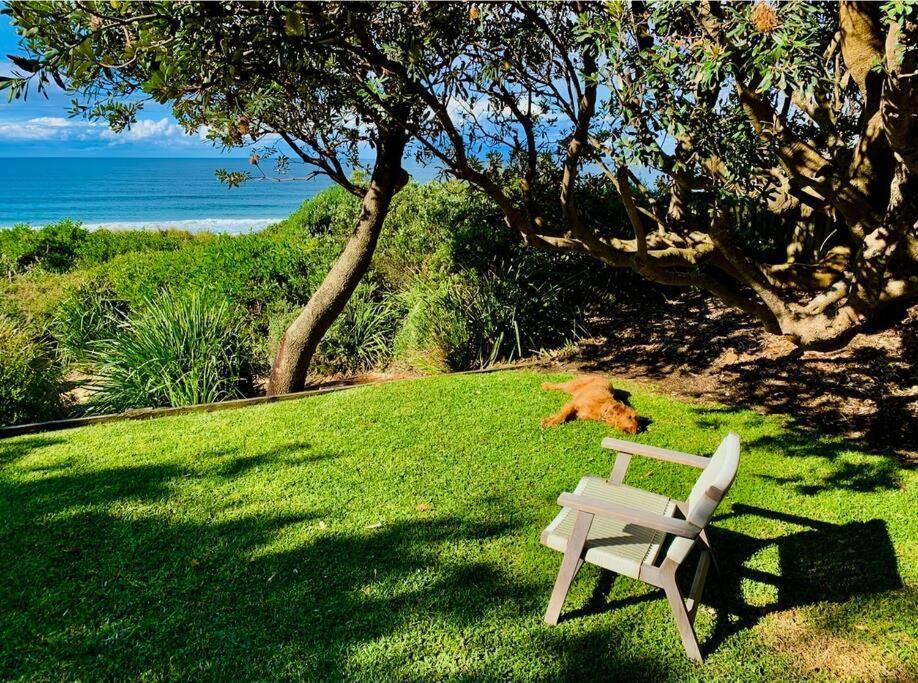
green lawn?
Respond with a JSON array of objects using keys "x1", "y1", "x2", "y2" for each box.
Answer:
[{"x1": 1, "y1": 371, "x2": 914, "y2": 681}]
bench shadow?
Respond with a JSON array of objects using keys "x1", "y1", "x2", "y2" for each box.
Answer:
[
  {"x1": 701, "y1": 503, "x2": 902, "y2": 655},
  {"x1": 566, "y1": 503, "x2": 902, "y2": 659}
]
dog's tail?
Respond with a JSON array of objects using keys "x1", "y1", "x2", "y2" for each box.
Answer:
[{"x1": 541, "y1": 382, "x2": 565, "y2": 391}]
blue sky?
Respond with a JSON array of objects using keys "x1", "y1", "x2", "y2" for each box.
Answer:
[{"x1": 0, "y1": 11, "x2": 237, "y2": 157}]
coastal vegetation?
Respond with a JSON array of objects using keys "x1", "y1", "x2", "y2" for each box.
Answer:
[
  {"x1": 6, "y1": 2, "x2": 916, "y2": 394},
  {"x1": 0, "y1": 182, "x2": 617, "y2": 425}
]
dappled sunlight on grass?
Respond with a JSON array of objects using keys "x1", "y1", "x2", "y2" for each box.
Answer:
[{"x1": 1, "y1": 371, "x2": 914, "y2": 681}]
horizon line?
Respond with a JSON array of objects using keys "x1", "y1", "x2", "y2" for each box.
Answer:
[{"x1": 0, "y1": 155, "x2": 253, "y2": 159}]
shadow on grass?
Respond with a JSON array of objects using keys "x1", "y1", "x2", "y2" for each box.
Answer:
[
  {"x1": 0, "y1": 436, "x2": 65, "y2": 465},
  {"x1": 702, "y1": 504, "x2": 902, "y2": 654},
  {"x1": 1, "y1": 432, "x2": 904, "y2": 678},
  {"x1": 561, "y1": 503, "x2": 901, "y2": 660},
  {"x1": 687, "y1": 407, "x2": 908, "y2": 494},
  {"x1": 0, "y1": 456, "x2": 676, "y2": 680},
  {"x1": 205, "y1": 440, "x2": 346, "y2": 479},
  {"x1": 757, "y1": 461, "x2": 902, "y2": 495}
]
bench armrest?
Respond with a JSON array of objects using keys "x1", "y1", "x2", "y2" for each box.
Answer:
[
  {"x1": 601, "y1": 437, "x2": 710, "y2": 469},
  {"x1": 557, "y1": 492, "x2": 701, "y2": 539}
]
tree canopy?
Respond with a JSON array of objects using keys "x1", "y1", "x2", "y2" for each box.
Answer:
[
  {"x1": 4, "y1": 1, "x2": 917, "y2": 355},
  {"x1": 359, "y1": 0, "x2": 917, "y2": 349}
]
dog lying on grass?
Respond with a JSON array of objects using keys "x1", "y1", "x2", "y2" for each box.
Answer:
[{"x1": 540, "y1": 374, "x2": 640, "y2": 434}]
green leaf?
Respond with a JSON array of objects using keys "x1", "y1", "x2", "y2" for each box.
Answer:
[
  {"x1": 7, "y1": 53, "x2": 40, "y2": 72},
  {"x1": 283, "y1": 11, "x2": 305, "y2": 37}
]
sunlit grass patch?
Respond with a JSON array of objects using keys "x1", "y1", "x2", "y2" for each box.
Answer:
[{"x1": 1, "y1": 370, "x2": 913, "y2": 681}]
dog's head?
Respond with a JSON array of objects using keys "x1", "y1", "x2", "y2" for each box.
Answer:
[{"x1": 602, "y1": 402, "x2": 640, "y2": 434}]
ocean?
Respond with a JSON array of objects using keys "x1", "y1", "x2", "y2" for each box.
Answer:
[{"x1": 0, "y1": 157, "x2": 437, "y2": 232}]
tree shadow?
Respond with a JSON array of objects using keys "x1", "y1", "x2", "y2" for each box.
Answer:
[
  {"x1": 757, "y1": 461, "x2": 902, "y2": 495},
  {"x1": 0, "y1": 456, "x2": 676, "y2": 680},
  {"x1": 569, "y1": 291, "x2": 917, "y2": 458},
  {"x1": 203, "y1": 440, "x2": 346, "y2": 479},
  {"x1": 2, "y1": 433, "x2": 905, "y2": 679},
  {"x1": 0, "y1": 458, "x2": 508, "y2": 677},
  {"x1": 0, "y1": 435, "x2": 65, "y2": 465},
  {"x1": 577, "y1": 291, "x2": 763, "y2": 378},
  {"x1": 680, "y1": 414, "x2": 908, "y2": 494}
]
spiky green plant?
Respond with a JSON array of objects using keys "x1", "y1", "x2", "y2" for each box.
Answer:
[
  {"x1": 314, "y1": 283, "x2": 401, "y2": 375},
  {"x1": 51, "y1": 281, "x2": 129, "y2": 367},
  {"x1": 88, "y1": 290, "x2": 257, "y2": 413}
]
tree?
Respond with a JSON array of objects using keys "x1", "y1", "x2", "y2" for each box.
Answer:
[
  {"x1": 8, "y1": 1, "x2": 916, "y2": 361},
  {"x1": 2, "y1": 1, "x2": 467, "y2": 393},
  {"x1": 345, "y1": 0, "x2": 917, "y2": 349}
]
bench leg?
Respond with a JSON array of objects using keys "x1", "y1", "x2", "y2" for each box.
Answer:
[
  {"x1": 698, "y1": 528, "x2": 721, "y2": 576},
  {"x1": 664, "y1": 576, "x2": 704, "y2": 662},
  {"x1": 685, "y1": 548, "x2": 711, "y2": 623},
  {"x1": 544, "y1": 511, "x2": 592, "y2": 626}
]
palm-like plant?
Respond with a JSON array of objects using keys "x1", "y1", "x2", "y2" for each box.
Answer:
[{"x1": 88, "y1": 290, "x2": 257, "y2": 413}]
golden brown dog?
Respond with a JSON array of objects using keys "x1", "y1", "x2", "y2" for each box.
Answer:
[{"x1": 540, "y1": 375, "x2": 640, "y2": 434}]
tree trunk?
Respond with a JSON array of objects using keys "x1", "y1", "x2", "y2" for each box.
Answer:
[{"x1": 267, "y1": 130, "x2": 409, "y2": 395}]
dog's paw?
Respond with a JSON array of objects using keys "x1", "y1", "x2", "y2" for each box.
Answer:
[
  {"x1": 540, "y1": 417, "x2": 555, "y2": 428},
  {"x1": 540, "y1": 382, "x2": 552, "y2": 390}
]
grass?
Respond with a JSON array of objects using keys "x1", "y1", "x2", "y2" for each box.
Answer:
[{"x1": 0, "y1": 370, "x2": 914, "y2": 681}]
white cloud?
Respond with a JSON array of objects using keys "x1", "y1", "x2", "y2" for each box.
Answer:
[
  {"x1": 445, "y1": 96, "x2": 543, "y2": 124},
  {"x1": 101, "y1": 117, "x2": 186, "y2": 143},
  {"x1": 446, "y1": 96, "x2": 492, "y2": 123},
  {"x1": 0, "y1": 117, "x2": 99, "y2": 140},
  {"x1": 27, "y1": 117, "x2": 74, "y2": 127},
  {"x1": 0, "y1": 115, "x2": 195, "y2": 146}
]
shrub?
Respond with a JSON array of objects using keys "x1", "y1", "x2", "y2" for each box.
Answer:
[
  {"x1": 264, "y1": 184, "x2": 360, "y2": 242},
  {"x1": 87, "y1": 290, "x2": 260, "y2": 413},
  {"x1": 73, "y1": 227, "x2": 201, "y2": 266},
  {"x1": 392, "y1": 277, "x2": 469, "y2": 374},
  {"x1": 392, "y1": 263, "x2": 592, "y2": 373},
  {"x1": 0, "y1": 316, "x2": 65, "y2": 426},
  {"x1": 0, "y1": 267, "x2": 94, "y2": 331},
  {"x1": 0, "y1": 220, "x2": 88, "y2": 273},
  {"x1": 313, "y1": 283, "x2": 402, "y2": 375},
  {"x1": 374, "y1": 181, "x2": 478, "y2": 287},
  {"x1": 101, "y1": 233, "x2": 328, "y2": 311},
  {"x1": 264, "y1": 284, "x2": 402, "y2": 377},
  {"x1": 51, "y1": 281, "x2": 130, "y2": 366},
  {"x1": 0, "y1": 221, "x2": 207, "y2": 276}
]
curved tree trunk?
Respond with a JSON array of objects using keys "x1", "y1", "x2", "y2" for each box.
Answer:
[{"x1": 267, "y1": 130, "x2": 409, "y2": 395}]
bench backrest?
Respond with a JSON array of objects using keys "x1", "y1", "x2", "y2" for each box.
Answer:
[{"x1": 666, "y1": 432, "x2": 740, "y2": 564}]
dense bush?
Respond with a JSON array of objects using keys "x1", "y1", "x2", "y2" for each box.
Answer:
[
  {"x1": 0, "y1": 220, "x2": 88, "y2": 274},
  {"x1": 313, "y1": 283, "x2": 402, "y2": 375},
  {"x1": 0, "y1": 315, "x2": 65, "y2": 426},
  {"x1": 0, "y1": 220, "x2": 202, "y2": 276},
  {"x1": 74, "y1": 227, "x2": 200, "y2": 266},
  {"x1": 266, "y1": 184, "x2": 360, "y2": 243},
  {"x1": 51, "y1": 281, "x2": 130, "y2": 366},
  {"x1": 0, "y1": 267, "x2": 92, "y2": 330},
  {"x1": 392, "y1": 277, "x2": 467, "y2": 374},
  {"x1": 101, "y1": 233, "x2": 331, "y2": 311},
  {"x1": 87, "y1": 290, "x2": 260, "y2": 413},
  {"x1": 1, "y1": 180, "x2": 634, "y2": 418}
]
